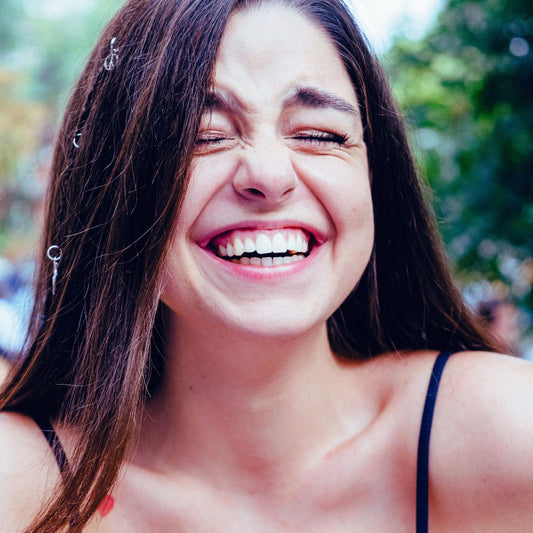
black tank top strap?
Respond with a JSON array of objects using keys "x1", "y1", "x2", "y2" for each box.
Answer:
[
  {"x1": 34, "y1": 413, "x2": 69, "y2": 477},
  {"x1": 416, "y1": 350, "x2": 453, "y2": 533}
]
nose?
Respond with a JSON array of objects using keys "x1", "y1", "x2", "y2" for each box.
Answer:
[{"x1": 233, "y1": 139, "x2": 297, "y2": 205}]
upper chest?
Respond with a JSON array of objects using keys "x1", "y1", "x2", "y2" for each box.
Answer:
[
  {"x1": 90, "y1": 459, "x2": 416, "y2": 533},
  {"x1": 88, "y1": 392, "x2": 424, "y2": 532}
]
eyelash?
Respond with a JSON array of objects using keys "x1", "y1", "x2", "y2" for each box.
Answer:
[
  {"x1": 195, "y1": 131, "x2": 350, "y2": 149},
  {"x1": 196, "y1": 134, "x2": 230, "y2": 145},
  {"x1": 292, "y1": 131, "x2": 349, "y2": 145}
]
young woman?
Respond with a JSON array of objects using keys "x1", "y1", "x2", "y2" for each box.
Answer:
[{"x1": 1, "y1": 0, "x2": 532, "y2": 531}]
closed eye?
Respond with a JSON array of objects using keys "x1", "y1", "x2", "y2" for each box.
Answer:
[
  {"x1": 196, "y1": 132, "x2": 231, "y2": 144},
  {"x1": 195, "y1": 131, "x2": 236, "y2": 153},
  {"x1": 291, "y1": 131, "x2": 349, "y2": 145},
  {"x1": 197, "y1": 138, "x2": 224, "y2": 147}
]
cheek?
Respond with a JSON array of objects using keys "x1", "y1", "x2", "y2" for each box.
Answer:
[
  {"x1": 308, "y1": 161, "x2": 374, "y2": 271},
  {"x1": 159, "y1": 242, "x2": 182, "y2": 304},
  {"x1": 329, "y1": 183, "x2": 373, "y2": 227},
  {"x1": 176, "y1": 162, "x2": 210, "y2": 230},
  {"x1": 178, "y1": 156, "x2": 238, "y2": 229},
  {"x1": 294, "y1": 155, "x2": 373, "y2": 229},
  {"x1": 160, "y1": 246, "x2": 201, "y2": 319}
]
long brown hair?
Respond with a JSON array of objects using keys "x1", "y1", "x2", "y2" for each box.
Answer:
[{"x1": 1, "y1": 0, "x2": 494, "y2": 530}]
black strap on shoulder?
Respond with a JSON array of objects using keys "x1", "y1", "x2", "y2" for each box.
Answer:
[
  {"x1": 34, "y1": 414, "x2": 69, "y2": 476},
  {"x1": 416, "y1": 351, "x2": 452, "y2": 533}
]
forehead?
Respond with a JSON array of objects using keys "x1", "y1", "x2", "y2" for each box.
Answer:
[{"x1": 212, "y1": 4, "x2": 357, "y2": 108}]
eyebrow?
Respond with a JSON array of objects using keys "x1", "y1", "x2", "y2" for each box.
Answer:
[
  {"x1": 204, "y1": 90, "x2": 249, "y2": 116},
  {"x1": 283, "y1": 86, "x2": 360, "y2": 117},
  {"x1": 203, "y1": 86, "x2": 359, "y2": 118}
]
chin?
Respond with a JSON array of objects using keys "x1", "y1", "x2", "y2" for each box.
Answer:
[{"x1": 213, "y1": 301, "x2": 332, "y2": 343}]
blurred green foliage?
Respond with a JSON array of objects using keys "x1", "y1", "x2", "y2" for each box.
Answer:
[
  {"x1": 0, "y1": 0, "x2": 125, "y2": 257},
  {"x1": 0, "y1": 0, "x2": 24, "y2": 52},
  {"x1": 386, "y1": 0, "x2": 533, "y2": 322},
  {"x1": 1, "y1": 0, "x2": 125, "y2": 107}
]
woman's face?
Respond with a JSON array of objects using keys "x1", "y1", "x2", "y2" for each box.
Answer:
[{"x1": 162, "y1": 4, "x2": 374, "y2": 340}]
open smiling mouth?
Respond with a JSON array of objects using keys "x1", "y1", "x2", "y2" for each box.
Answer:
[{"x1": 209, "y1": 229, "x2": 312, "y2": 267}]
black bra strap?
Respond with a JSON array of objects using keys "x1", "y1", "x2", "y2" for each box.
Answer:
[
  {"x1": 34, "y1": 414, "x2": 69, "y2": 476},
  {"x1": 416, "y1": 351, "x2": 452, "y2": 533}
]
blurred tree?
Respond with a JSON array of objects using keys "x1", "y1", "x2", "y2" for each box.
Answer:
[
  {"x1": 0, "y1": 69, "x2": 50, "y2": 186},
  {"x1": 0, "y1": 0, "x2": 125, "y2": 258},
  {"x1": 21, "y1": 0, "x2": 126, "y2": 109},
  {"x1": 386, "y1": 0, "x2": 533, "y2": 317},
  {"x1": 0, "y1": 0, "x2": 24, "y2": 53}
]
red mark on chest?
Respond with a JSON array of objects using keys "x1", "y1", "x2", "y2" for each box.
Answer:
[{"x1": 98, "y1": 495, "x2": 115, "y2": 517}]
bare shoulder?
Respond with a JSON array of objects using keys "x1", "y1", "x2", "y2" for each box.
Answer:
[
  {"x1": 429, "y1": 351, "x2": 533, "y2": 531},
  {"x1": 433, "y1": 351, "x2": 533, "y2": 459},
  {"x1": 0, "y1": 411, "x2": 62, "y2": 531}
]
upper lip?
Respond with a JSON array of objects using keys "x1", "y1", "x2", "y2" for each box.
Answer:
[{"x1": 196, "y1": 220, "x2": 328, "y2": 249}]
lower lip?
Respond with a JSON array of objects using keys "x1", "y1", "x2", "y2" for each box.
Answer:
[{"x1": 198, "y1": 245, "x2": 321, "y2": 281}]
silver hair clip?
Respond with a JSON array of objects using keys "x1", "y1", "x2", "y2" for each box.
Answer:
[
  {"x1": 47, "y1": 245, "x2": 62, "y2": 296},
  {"x1": 73, "y1": 132, "x2": 82, "y2": 148},
  {"x1": 104, "y1": 37, "x2": 119, "y2": 71}
]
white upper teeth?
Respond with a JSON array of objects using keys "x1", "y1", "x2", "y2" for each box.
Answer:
[
  {"x1": 256, "y1": 234, "x2": 271, "y2": 254},
  {"x1": 244, "y1": 238, "x2": 255, "y2": 253},
  {"x1": 272, "y1": 233, "x2": 286, "y2": 253},
  {"x1": 217, "y1": 232, "x2": 309, "y2": 258}
]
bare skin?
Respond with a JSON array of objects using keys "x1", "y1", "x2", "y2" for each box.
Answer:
[
  {"x1": 1, "y1": 351, "x2": 532, "y2": 531},
  {"x1": 0, "y1": 357, "x2": 10, "y2": 384},
  {"x1": 1, "y1": 5, "x2": 533, "y2": 532}
]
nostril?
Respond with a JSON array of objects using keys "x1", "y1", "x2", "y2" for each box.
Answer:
[
  {"x1": 245, "y1": 188, "x2": 266, "y2": 198},
  {"x1": 282, "y1": 186, "x2": 295, "y2": 197}
]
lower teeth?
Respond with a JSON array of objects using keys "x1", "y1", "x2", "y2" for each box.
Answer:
[{"x1": 229, "y1": 255, "x2": 304, "y2": 266}]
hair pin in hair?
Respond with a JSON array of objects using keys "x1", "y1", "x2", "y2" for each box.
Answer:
[
  {"x1": 73, "y1": 132, "x2": 82, "y2": 148},
  {"x1": 47, "y1": 245, "x2": 62, "y2": 296},
  {"x1": 104, "y1": 37, "x2": 119, "y2": 71}
]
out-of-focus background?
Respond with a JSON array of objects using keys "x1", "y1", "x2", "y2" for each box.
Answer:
[{"x1": 0, "y1": 0, "x2": 531, "y2": 358}]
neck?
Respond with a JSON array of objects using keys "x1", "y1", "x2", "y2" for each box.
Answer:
[{"x1": 140, "y1": 316, "x2": 365, "y2": 489}]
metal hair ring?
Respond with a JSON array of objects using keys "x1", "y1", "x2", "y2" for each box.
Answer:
[
  {"x1": 72, "y1": 133, "x2": 83, "y2": 148},
  {"x1": 47, "y1": 245, "x2": 62, "y2": 262},
  {"x1": 47, "y1": 245, "x2": 62, "y2": 296},
  {"x1": 104, "y1": 37, "x2": 119, "y2": 71},
  {"x1": 73, "y1": 132, "x2": 82, "y2": 148}
]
